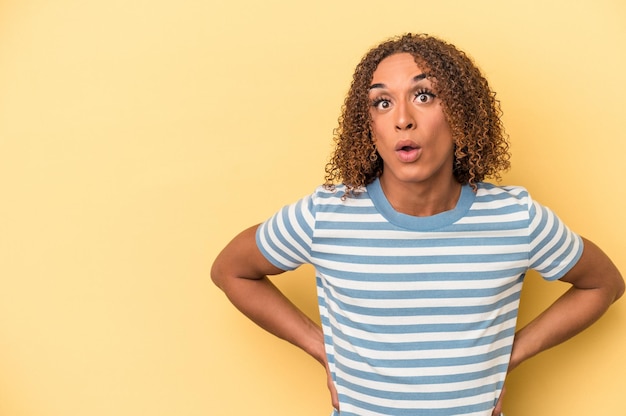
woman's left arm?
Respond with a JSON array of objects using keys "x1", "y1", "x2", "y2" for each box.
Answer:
[
  {"x1": 510, "y1": 236, "x2": 624, "y2": 370},
  {"x1": 492, "y1": 237, "x2": 624, "y2": 415}
]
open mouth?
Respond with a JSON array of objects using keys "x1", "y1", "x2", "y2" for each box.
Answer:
[
  {"x1": 395, "y1": 141, "x2": 421, "y2": 162},
  {"x1": 395, "y1": 140, "x2": 420, "y2": 152}
]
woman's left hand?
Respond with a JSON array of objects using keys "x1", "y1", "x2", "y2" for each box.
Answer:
[{"x1": 492, "y1": 385, "x2": 505, "y2": 416}]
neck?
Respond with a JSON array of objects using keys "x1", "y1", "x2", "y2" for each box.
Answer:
[{"x1": 378, "y1": 176, "x2": 463, "y2": 217}]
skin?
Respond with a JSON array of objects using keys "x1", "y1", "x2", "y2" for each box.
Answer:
[
  {"x1": 368, "y1": 53, "x2": 461, "y2": 216},
  {"x1": 211, "y1": 52, "x2": 624, "y2": 415}
]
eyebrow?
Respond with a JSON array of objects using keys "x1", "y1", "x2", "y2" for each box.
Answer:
[{"x1": 369, "y1": 73, "x2": 428, "y2": 91}]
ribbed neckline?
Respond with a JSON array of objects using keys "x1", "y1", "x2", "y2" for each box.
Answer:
[{"x1": 366, "y1": 178, "x2": 476, "y2": 231}]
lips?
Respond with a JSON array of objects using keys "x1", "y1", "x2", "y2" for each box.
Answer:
[{"x1": 395, "y1": 140, "x2": 421, "y2": 163}]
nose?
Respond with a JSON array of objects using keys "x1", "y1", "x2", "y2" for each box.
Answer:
[{"x1": 394, "y1": 101, "x2": 415, "y2": 131}]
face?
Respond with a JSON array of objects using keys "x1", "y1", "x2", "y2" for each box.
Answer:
[{"x1": 368, "y1": 53, "x2": 455, "y2": 190}]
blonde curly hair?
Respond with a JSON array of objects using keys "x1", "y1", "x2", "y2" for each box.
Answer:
[{"x1": 324, "y1": 33, "x2": 510, "y2": 194}]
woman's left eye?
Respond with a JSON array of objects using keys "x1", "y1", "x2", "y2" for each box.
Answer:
[{"x1": 414, "y1": 91, "x2": 435, "y2": 103}]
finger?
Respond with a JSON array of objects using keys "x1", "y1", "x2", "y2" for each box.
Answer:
[
  {"x1": 492, "y1": 385, "x2": 506, "y2": 416},
  {"x1": 327, "y1": 372, "x2": 339, "y2": 410}
]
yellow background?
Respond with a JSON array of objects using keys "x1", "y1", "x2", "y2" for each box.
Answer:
[{"x1": 0, "y1": 1, "x2": 624, "y2": 415}]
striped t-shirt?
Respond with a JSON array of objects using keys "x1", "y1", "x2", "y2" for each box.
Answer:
[{"x1": 256, "y1": 178, "x2": 583, "y2": 416}]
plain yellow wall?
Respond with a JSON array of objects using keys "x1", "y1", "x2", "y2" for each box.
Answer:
[{"x1": 0, "y1": 1, "x2": 624, "y2": 415}]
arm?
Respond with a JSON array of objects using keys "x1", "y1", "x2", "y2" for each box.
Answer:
[
  {"x1": 509, "y1": 237, "x2": 624, "y2": 370},
  {"x1": 492, "y1": 237, "x2": 624, "y2": 415},
  {"x1": 211, "y1": 224, "x2": 338, "y2": 408}
]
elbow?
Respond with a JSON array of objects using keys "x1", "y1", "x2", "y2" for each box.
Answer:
[
  {"x1": 606, "y1": 261, "x2": 625, "y2": 303},
  {"x1": 210, "y1": 257, "x2": 227, "y2": 291},
  {"x1": 614, "y1": 273, "x2": 625, "y2": 302}
]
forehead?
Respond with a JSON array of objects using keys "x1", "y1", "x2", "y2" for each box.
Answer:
[{"x1": 371, "y1": 53, "x2": 425, "y2": 83}]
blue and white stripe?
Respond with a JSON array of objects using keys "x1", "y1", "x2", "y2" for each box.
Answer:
[{"x1": 257, "y1": 178, "x2": 582, "y2": 416}]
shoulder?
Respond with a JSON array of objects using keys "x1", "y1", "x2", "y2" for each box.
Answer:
[
  {"x1": 311, "y1": 183, "x2": 370, "y2": 205},
  {"x1": 474, "y1": 182, "x2": 531, "y2": 208}
]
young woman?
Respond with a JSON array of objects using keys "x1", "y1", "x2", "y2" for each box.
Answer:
[{"x1": 211, "y1": 33, "x2": 624, "y2": 416}]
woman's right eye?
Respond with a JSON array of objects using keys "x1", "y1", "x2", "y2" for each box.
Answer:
[{"x1": 372, "y1": 99, "x2": 391, "y2": 110}]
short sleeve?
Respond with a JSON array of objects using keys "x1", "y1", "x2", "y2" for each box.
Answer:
[
  {"x1": 528, "y1": 198, "x2": 583, "y2": 280},
  {"x1": 255, "y1": 193, "x2": 316, "y2": 271}
]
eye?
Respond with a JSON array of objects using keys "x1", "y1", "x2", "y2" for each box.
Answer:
[
  {"x1": 414, "y1": 89, "x2": 436, "y2": 104},
  {"x1": 371, "y1": 98, "x2": 392, "y2": 110}
]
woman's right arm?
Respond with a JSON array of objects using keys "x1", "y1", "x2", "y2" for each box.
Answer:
[{"x1": 211, "y1": 224, "x2": 337, "y2": 407}]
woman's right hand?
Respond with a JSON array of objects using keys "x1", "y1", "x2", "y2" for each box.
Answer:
[{"x1": 324, "y1": 358, "x2": 339, "y2": 412}]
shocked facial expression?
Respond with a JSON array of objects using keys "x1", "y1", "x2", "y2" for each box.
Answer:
[{"x1": 368, "y1": 53, "x2": 455, "y2": 189}]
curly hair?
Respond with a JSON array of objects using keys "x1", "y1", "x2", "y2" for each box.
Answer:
[{"x1": 324, "y1": 33, "x2": 510, "y2": 194}]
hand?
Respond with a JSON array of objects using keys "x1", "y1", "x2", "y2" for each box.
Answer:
[
  {"x1": 492, "y1": 385, "x2": 506, "y2": 416},
  {"x1": 324, "y1": 359, "x2": 339, "y2": 412}
]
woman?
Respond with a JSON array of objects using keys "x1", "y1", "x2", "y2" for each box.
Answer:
[{"x1": 211, "y1": 33, "x2": 624, "y2": 416}]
